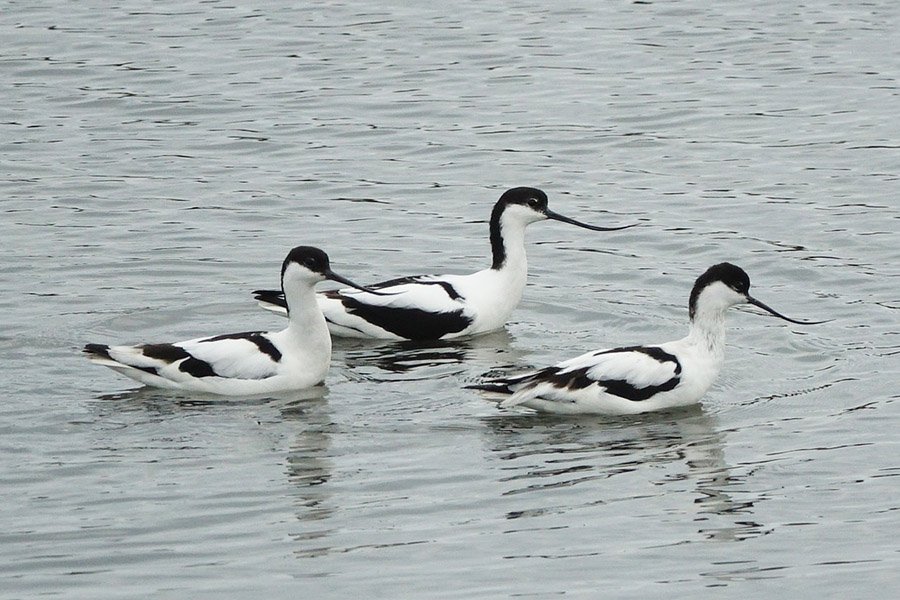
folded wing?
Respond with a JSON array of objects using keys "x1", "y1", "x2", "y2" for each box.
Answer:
[
  {"x1": 501, "y1": 346, "x2": 682, "y2": 408},
  {"x1": 86, "y1": 331, "x2": 282, "y2": 383},
  {"x1": 321, "y1": 274, "x2": 473, "y2": 340}
]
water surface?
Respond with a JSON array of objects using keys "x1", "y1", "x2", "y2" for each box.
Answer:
[{"x1": 2, "y1": 1, "x2": 898, "y2": 598}]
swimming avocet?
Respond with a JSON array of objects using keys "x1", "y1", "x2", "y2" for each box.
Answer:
[
  {"x1": 84, "y1": 246, "x2": 375, "y2": 395},
  {"x1": 468, "y1": 262, "x2": 828, "y2": 415},
  {"x1": 253, "y1": 187, "x2": 633, "y2": 341}
]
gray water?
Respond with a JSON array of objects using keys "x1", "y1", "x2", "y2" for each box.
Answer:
[{"x1": 2, "y1": 0, "x2": 898, "y2": 597}]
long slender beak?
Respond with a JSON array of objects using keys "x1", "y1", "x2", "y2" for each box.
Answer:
[
  {"x1": 747, "y1": 296, "x2": 831, "y2": 325},
  {"x1": 325, "y1": 270, "x2": 392, "y2": 295},
  {"x1": 544, "y1": 208, "x2": 637, "y2": 231}
]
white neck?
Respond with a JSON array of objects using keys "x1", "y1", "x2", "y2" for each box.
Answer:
[
  {"x1": 498, "y1": 219, "x2": 528, "y2": 268},
  {"x1": 685, "y1": 304, "x2": 728, "y2": 359},
  {"x1": 491, "y1": 217, "x2": 529, "y2": 302},
  {"x1": 285, "y1": 280, "x2": 321, "y2": 322},
  {"x1": 462, "y1": 215, "x2": 532, "y2": 332},
  {"x1": 284, "y1": 280, "x2": 331, "y2": 352}
]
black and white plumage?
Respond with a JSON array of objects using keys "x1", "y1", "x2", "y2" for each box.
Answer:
[
  {"x1": 469, "y1": 263, "x2": 828, "y2": 415},
  {"x1": 83, "y1": 246, "x2": 375, "y2": 395},
  {"x1": 252, "y1": 187, "x2": 632, "y2": 341}
]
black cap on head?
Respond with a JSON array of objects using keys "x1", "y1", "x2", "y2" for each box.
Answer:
[
  {"x1": 689, "y1": 262, "x2": 749, "y2": 319},
  {"x1": 282, "y1": 246, "x2": 330, "y2": 279},
  {"x1": 488, "y1": 187, "x2": 634, "y2": 270},
  {"x1": 697, "y1": 262, "x2": 750, "y2": 292},
  {"x1": 279, "y1": 245, "x2": 389, "y2": 300},
  {"x1": 493, "y1": 187, "x2": 549, "y2": 216},
  {"x1": 689, "y1": 262, "x2": 829, "y2": 325}
]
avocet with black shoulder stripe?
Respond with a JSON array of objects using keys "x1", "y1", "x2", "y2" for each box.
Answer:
[
  {"x1": 252, "y1": 187, "x2": 634, "y2": 341},
  {"x1": 83, "y1": 246, "x2": 376, "y2": 395},
  {"x1": 468, "y1": 263, "x2": 829, "y2": 415}
]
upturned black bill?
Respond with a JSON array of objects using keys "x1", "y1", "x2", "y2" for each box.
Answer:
[
  {"x1": 545, "y1": 209, "x2": 636, "y2": 232},
  {"x1": 748, "y1": 296, "x2": 831, "y2": 325}
]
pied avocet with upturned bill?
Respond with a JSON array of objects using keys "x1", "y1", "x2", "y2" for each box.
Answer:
[
  {"x1": 84, "y1": 246, "x2": 377, "y2": 395},
  {"x1": 468, "y1": 263, "x2": 829, "y2": 415},
  {"x1": 253, "y1": 187, "x2": 634, "y2": 341}
]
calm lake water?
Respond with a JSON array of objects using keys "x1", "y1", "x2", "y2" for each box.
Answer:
[{"x1": 2, "y1": 0, "x2": 898, "y2": 597}]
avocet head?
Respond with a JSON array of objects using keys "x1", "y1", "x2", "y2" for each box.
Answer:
[
  {"x1": 689, "y1": 262, "x2": 827, "y2": 324},
  {"x1": 491, "y1": 187, "x2": 632, "y2": 231},
  {"x1": 281, "y1": 246, "x2": 375, "y2": 293}
]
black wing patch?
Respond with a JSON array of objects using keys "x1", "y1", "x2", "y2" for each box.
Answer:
[
  {"x1": 534, "y1": 346, "x2": 683, "y2": 402},
  {"x1": 253, "y1": 289, "x2": 287, "y2": 309},
  {"x1": 199, "y1": 331, "x2": 282, "y2": 362},
  {"x1": 368, "y1": 276, "x2": 464, "y2": 301},
  {"x1": 465, "y1": 380, "x2": 515, "y2": 394},
  {"x1": 254, "y1": 278, "x2": 470, "y2": 341},
  {"x1": 140, "y1": 343, "x2": 191, "y2": 363},
  {"x1": 140, "y1": 343, "x2": 217, "y2": 378},
  {"x1": 326, "y1": 276, "x2": 469, "y2": 340},
  {"x1": 84, "y1": 343, "x2": 157, "y2": 377},
  {"x1": 83, "y1": 343, "x2": 112, "y2": 360},
  {"x1": 336, "y1": 296, "x2": 471, "y2": 341},
  {"x1": 596, "y1": 374, "x2": 680, "y2": 401}
]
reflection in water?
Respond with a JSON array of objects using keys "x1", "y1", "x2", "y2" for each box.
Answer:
[
  {"x1": 89, "y1": 385, "x2": 328, "y2": 416},
  {"x1": 338, "y1": 329, "x2": 520, "y2": 380},
  {"x1": 6, "y1": 0, "x2": 895, "y2": 593},
  {"x1": 281, "y1": 397, "x2": 337, "y2": 558},
  {"x1": 90, "y1": 385, "x2": 339, "y2": 559},
  {"x1": 483, "y1": 406, "x2": 768, "y2": 543}
]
